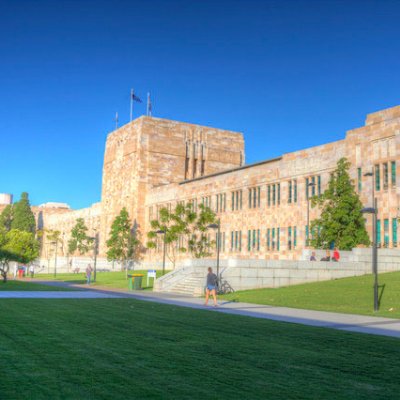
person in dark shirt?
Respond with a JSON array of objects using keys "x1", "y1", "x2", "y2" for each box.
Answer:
[
  {"x1": 310, "y1": 251, "x2": 317, "y2": 261},
  {"x1": 204, "y1": 267, "x2": 218, "y2": 307}
]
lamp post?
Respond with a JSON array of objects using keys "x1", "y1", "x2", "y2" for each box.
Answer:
[
  {"x1": 156, "y1": 229, "x2": 166, "y2": 275},
  {"x1": 306, "y1": 182, "x2": 316, "y2": 246},
  {"x1": 93, "y1": 230, "x2": 98, "y2": 283},
  {"x1": 53, "y1": 240, "x2": 58, "y2": 278},
  {"x1": 207, "y1": 219, "x2": 221, "y2": 288},
  {"x1": 363, "y1": 170, "x2": 378, "y2": 312}
]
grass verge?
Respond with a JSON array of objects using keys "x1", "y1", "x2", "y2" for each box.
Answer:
[
  {"x1": 220, "y1": 271, "x2": 400, "y2": 319},
  {"x1": 37, "y1": 270, "x2": 168, "y2": 290},
  {"x1": 0, "y1": 280, "x2": 73, "y2": 291}
]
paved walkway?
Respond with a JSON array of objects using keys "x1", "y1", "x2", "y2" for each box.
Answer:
[
  {"x1": 0, "y1": 291, "x2": 122, "y2": 299},
  {"x1": 13, "y1": 280, "x2": 400, "y2": 339}
]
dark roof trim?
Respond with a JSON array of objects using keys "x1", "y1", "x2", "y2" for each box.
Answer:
[{"x1": 179, "y1": 156, "x2": 282, "y2": 185}]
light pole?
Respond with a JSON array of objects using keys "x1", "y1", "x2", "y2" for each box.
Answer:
[
  {"x1": 156, "y1": 229, "x2": 166, "y2": 275},
  {"x1": 363, "y1": 170, "x2": 378, "y2": 312},
  {"x1": 53, "y1": 240, "x2": 58, "y2": 278},
  {"x1": 94, "y1": 232, "x2": 98, "y2": 283},
  {"x1": 91, "y1": 229, "x2": 99, "y2": 283},
  {"x1": 306, "y1": 182, "x2": 316, "y2": 246},
  {"x1": 207, "y1": 219, "x2": 221, "y2": 288}
]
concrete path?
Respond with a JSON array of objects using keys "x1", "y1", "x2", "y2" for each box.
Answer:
[{"x1": 20, "y1": 280, "x2": 400, "y2": 339}]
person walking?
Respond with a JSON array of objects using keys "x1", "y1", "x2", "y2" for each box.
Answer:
[
  {"x1": 86, "y1": 264, "x2": 93, "y2": 285},
  {"x1": 29, "y1": 265, "x2": 35, "y2": 278},
  {"x1": 204, "y1": 267, "x2": 218, "y2": 307}
]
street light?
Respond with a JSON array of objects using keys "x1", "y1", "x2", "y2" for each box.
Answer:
[
  {"x1": 207, "y1": 219, "x2": 221, "y2": 289},
  {"x1": 156, "y1": 229, "x2": 166, "y2": 275},
  {"x1": 306, "y1": 182, "x2": 316, "y2": 246},
  {"x1": 363, "y1": 170, "x2": 379, "y2": 312},
  {"x1": 51, "y1": 240, "x2": 58, "y2": 278},
  {"x1": 92, "y1": 230, "x2": 99, "y2": 283}
]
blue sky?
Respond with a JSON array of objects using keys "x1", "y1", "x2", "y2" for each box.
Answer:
[{"x1": 1, "y1": 0, "x2": 399, "y2": 209}]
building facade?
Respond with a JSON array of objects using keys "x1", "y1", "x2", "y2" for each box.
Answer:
[{"x1": 7, "y1": 104, "x2": 400, "y2": 265}]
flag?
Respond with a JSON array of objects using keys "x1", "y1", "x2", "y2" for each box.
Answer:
[{"x1": 131, "y1": 91, "x2": 142, "y2": 103}]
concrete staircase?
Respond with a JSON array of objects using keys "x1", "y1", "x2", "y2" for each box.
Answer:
[{"x1": 153, "y1": 266, "x2": 207, "y2": 297}]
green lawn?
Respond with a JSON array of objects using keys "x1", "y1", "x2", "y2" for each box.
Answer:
[
  {"x1": 0, "y1": 280, "x2": 73, "y2": 291},
  {"x1": 221, "y1": 271, "x2": 400, "y2": 319},
  {"x1": 37, "y1": 270, "x2": 168, "y2": 290},
  {"x1": 0, "y1": 298, "x2": 399, "y2": 399}
]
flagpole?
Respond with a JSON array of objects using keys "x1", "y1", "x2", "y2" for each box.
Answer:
[
  {"x1": 130, "y1": 89, "x2": 133, "y2": 121},
  {"x1": 147, "y1": 92, "x2": 150, "y2": 116},
  {"x1": 115, "y1": 112, "x2": 119, "y2": 130}
]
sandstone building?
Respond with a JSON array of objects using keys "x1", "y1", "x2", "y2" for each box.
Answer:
[{"x1": 6, "y1": 105, "x2": 400, "y2": 266}]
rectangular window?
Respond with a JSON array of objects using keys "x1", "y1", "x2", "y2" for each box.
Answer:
[
  {"x1": 253, "y1": 188, "x2": 257, "y2": 208},
  {"x1": 294, "y1": 180, "x2": 297, "y2": 203},
  {"x1": 272, "y1": 228, "x2": 275, "y2": 250},
  {"x1": 277, "y1": 228, "x2": 280, "y2": 251},
  {"x1": 252, "y1": 229, "x2": 256, "y2": 250},
  {"x1": 223, "y1": 193, "x2": 226, "y2": 211},
  {"x1": 231, "y1": 192, "x2": 234, "y2": 211},
  {"x1": 248, "y1": 189, "x2": 252, "y2": 208},
  {"x1": 247, "y1": 230, "x2": 251, "y2": 251},
  {"x1": 375, "y1": 164, "x2": 380, "y2": 191},
  {"x1": 267, "y1": 228, "x2": 270, "y2": 250},
  {"x1": 317, "y1": 175, "x2": 321, "y2": 196},
  {"x1": 311, "y1": 176, "x2": 316, "y2": 196},
  {"x1": 230, "y1": 231, "x2": 234, "y2": 251},
  {"x1": 239, "y1": 231, "x2": 242, "y2": 251},
  {"x1": 391, "y1": 161, "x2": 396, "y2": 186},
  {"x1": 288, "y1": 181, "x2": 292, "y2": 203},
  {"x1": 293, "y1": 226, "x2": 297, "y2": 248},
  {"x1": 376, "y1": 219, "x2": 381, "y2": 246},
  {"x1": 267, "y1": 185, "x2": 271, "y2": 207},
  {"x1": 272, "y1": 184, "x2": 276, "y2": 205},
  {"x1": 236, "y1": 191, "x2": 239, "y2": 210},
  {"x1": 357, "y1": 167, "x2": 362, "y2": 192},
  {"x1": 240, "y1": 190, "x2": 242, "y2": 209},
  {"x1": 257, "y1": 229, "x2": 260, "y2": 251},
  {"x1": 257, "y1": 186, "x2": 261, "y2": 207},
  {"x1": 288, "y1": 226, "x2": 292, "y2": 250},
  {"x1": 383, "y1": 163, "x2": 389, "y2": 189},
  {"x1": 384, "y1": 218, "x2": 389, "y2": 247},
  {"x1": 306, "y1": 177, "x2": 309, "y2": 199},
  {"x1": 277, "y1": 183, "x2": 281, "y2": 205},
  {"x1": 392, "y1": 218, "x2": 397, "y2": 247}
]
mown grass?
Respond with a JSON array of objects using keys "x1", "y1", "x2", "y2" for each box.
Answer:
[
  {"x1": 0, "y1": 298, "x2": 399, "y2": 399},
  {"x1": 0, "y1": 280, "x2": 73, "y2": 291},
  {"x1": 37, "y1": 270, "x2": 168, "y2": 290},
  {"x1": 221, "y1": 271, "x2": 400, "y2": 319}
]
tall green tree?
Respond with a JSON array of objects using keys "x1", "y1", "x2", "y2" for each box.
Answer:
[
  {"x1": 11, "y1": 192, "x2": 36, "y2": 233},
  {"x1": 0, "y1": 205, "x2": 13, "y2": 231},
  {"x1": 310, "y1": 157, "x2": 370, "y2": 250},
  {"x1": 0, "y1": 228, "x2": 40, "y2": 282},
  {"x1": 68, "y1": 218, "x2": 93, "y2": 255},
  {"x1": 147, "y1": 203, "x2": 217, "y2": 266},
  {"x1": 106, "y1": 208, "x2": 140, "y2": 277}
]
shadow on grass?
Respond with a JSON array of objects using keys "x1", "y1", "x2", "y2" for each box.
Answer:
[{"x1": 378, "y1": 283, "x2": 386, "y2": 308}]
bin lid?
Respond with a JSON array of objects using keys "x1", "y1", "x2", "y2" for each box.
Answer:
[{"x1": 132, "y1": 274, "x2": 144, "y2": 277}]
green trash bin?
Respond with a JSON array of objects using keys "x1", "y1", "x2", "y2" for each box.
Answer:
[{"x1": 128, "y1": 274, "x2": 144, "y2": 290}]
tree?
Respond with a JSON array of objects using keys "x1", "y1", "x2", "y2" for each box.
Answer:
[
  {"x1": 310, "y1": 157, "x2": 370, "y2": 250},
  {"x1": 0, "y1": 228, "x2": 39, "y2": 282},
  {"x1": 0, "y1": 205, "x2": 13, "y2": 231},
  {"x1": 68, "y1": 218, "x2": 93, "y2": 255},
  {"x1": 106, "y1": 208, "x2": 140, "y2": 278},
  {"x1": 11, "y1": 192, "x2": 36, "y2": 233},
  {"x1": 5, "y1": 229, "x2": 40, "y2": 264},
  {"x1": 187, "y1": 204, "x2": 217, "y2": 258},
  {"x1": 147, "y1": 203, "x2": 217, "y2": 267}
]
